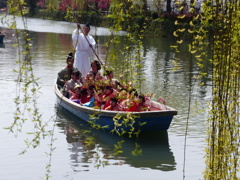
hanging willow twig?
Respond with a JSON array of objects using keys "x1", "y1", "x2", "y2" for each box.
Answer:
[
  {"x1": 185, "y1": 0, "x2": 240, "y2": 179},
  {"x1": 4, "y1": 1, "x2": 57, "y2": 179},
  {"x1": 173, "y1": 0, "x2": 239, "y2": 178}
]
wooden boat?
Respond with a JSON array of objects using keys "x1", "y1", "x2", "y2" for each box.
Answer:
[
  {"x1": 0, "y1": 34, "x2": 5, "y2": 43},
  {"x1": 54, "y1": 83, "x2": 178, "y2": 132}
]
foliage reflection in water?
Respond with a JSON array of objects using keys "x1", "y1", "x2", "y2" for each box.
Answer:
[{"x1": 56, "y1": 106, "x2": 176, "y2": 172}]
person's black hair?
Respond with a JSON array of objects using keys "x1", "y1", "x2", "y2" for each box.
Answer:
[
  {"x1": 115, "y1": 81, "x2": 121, "y2": 86},
  {"x1": 138, "y1": 95, "x2": 145, "y2": 102},
  {"x1": 110, "y1": 97, "x2": 118, "y2": 103},
  {"x1": 105, "y1": 85, "x2": 112, "y2": 90},
  {"x1": 84, "y1": 23, "x2": 90, "y2": 29},
  {"x1": 88, "y1": 85, "x2": 96, "y2": 91},
  {"x1": 91, "y1": 60, "x2": 101, "y2": 70},
  {"x1": 67, "y1": 52, "x2": 74, "y2": 61},
  {"x1": 80, "y1": 88, "x2": 88, "y2": 95},
  {"x1": 72, "y1": 70, "x2": 80, "y2": 78},
  {"x1": 104, "y1": 70, "x2": 113, "y2": 76},
  {"x1": 119, "y1": 88, "x2": 127, "y2": 92},
  {"x1": 129, "y1": 88, "x2": 138, "y2": 97},
  {"x1": 104, "y1": 85, "x2": 113, "y2": 93}
]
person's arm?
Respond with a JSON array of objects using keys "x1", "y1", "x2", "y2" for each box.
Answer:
[
  {"x1": 57, "y1": 70, "x2": 65, "y2": 87},
  {"x1": 72, "y1": 27, "x2": 80, "y2": 48}
]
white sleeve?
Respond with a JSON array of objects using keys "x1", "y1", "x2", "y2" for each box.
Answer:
[{"x1": 72, "y1": 29, "x2": 79, "y2": 48}]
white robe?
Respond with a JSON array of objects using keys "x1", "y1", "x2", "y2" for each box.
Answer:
[{"x1": 72, "y1": 29, "x2": 96, "y2": 78}]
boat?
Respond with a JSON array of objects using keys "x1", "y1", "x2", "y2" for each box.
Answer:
[
  {"x1": 0, "y1": 34, "x2": 5, "y2": 43},
  {"x1": 54, "y1": 83, "x2": 178, "y2": 133}
]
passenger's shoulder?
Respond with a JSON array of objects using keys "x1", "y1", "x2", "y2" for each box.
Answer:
[{"x1": 58, "y1": 67, "x2": 67, "y2": 73}]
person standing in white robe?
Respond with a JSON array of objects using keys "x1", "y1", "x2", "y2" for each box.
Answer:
[{"x1": 72, "y1": 23, "x2": 96, "y2": 79}]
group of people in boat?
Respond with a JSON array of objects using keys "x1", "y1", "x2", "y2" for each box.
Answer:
[
  {"x1": 56, "y1": 23, "x2": 151, "y2": 112},
  {"x1": 57, "y1": 52, "x2": 151, "y2": 112}
]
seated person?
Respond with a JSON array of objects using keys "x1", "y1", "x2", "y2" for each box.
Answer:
[
  {"x1": 136, "y1": 95, "x2": 150, "y2": 112},
  {"x1": 67, "y1": 71, "x2": 82, "y2": 90},
  {"x1": 80, "y1": 88, "x2": 89, "y2": 104},
  {"x1": 57, "y1": 52, "x2": 81, "y2": 88},
  {"x1": 93, "y1": 87, "x2": 104, "y2": 108},
  {"x1": 63, "y1": 70, "x2": 82, "y2": 98},
  {"x1": 82, "y1": 85, "x2": 96, "y2": 107},
  {"x1": 104, "y1": 97, "x2": 120, "y2": 111},
  {"x1": 69, "y1": 85, "x2": 82, "y2": 104},
  {"x1": 119, "y1": 89, "x2": 138, "y2": 112},
  {"x1": 116, "y1": 88, "x2": 128, "y2": 103},
  {"x1": 104, "y1": 70, "x2": 122, "y2": 90},
  {"x1": 101, "y1": 86, "x2": 116, "y2": 109},
  {"x1": 83, "y1": 60, "x2": 102, "y2": 81},
  {"x1": 94, "y1": 72, "x2": 105, "y2": 88}
]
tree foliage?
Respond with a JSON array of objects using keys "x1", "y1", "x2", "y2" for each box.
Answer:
[
  {"x1": 25, "y1": 0, "x2": 38, "y2": 15},
  {"x1": 174, "y1": 0, "x2": 240, "y2": 179},
  {"x1": 203, "y1": 1, "x2": 240, "y2": 179}
]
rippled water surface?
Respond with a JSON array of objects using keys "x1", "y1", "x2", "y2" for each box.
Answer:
[{"x1": 0, "y1": 17, "x2": 211, "y2": 180}]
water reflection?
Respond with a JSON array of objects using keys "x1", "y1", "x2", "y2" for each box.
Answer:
[
  {"x1": 0, "y1": 42, "x2": 5, "y2": 48},
  {"x1": 56, "y1": 107, "x2": 176, "y2": 172}
]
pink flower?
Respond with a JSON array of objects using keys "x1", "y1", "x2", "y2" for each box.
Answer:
[{"x1": 59, "y1": 0, "x2": 79, "y2": 12}]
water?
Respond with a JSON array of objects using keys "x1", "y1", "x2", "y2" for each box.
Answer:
[{"x1": 0, "y1": 17, "x2": 210, "y2": 180}]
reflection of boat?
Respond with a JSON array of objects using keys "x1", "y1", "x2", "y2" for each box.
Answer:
[
  {"x1": 99, "y1": 130, "x2": 176, "y2": 171},
  {"x1": 54, "y1": 83, "x2": 178, "y2": 132},
  {"x1": 0, "y1": 42, "x2": 5, "y2": 48},
  {"x1": 56, "y1": 107, "x2": 176, "y2": 171},
  {"x1": 0, "y1": 34, "x2": 5, "y2": 43}
]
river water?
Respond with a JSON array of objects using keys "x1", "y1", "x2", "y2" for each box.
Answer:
[{"x1": 0, "y1": 17, "x2": 211, "y2": 180}]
